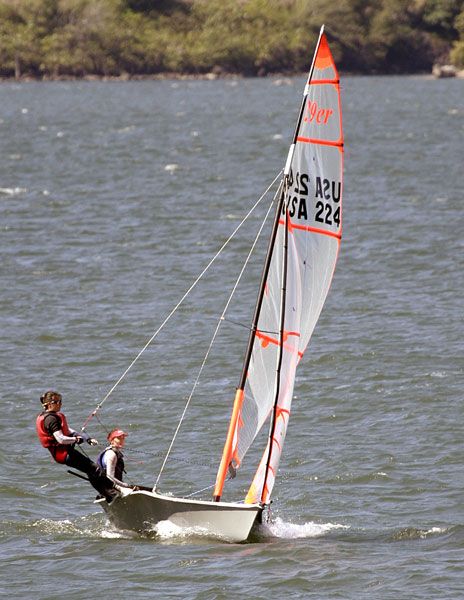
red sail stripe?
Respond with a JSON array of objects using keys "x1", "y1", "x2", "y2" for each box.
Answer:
[
  {"x1": 255, "y1": 333, "x2": 303, "y2": 360},
  {"x1": 277, "y1": 407, "x2": 290, "y2": 418},
  {"x1": 256, "y1": 330, "x2": 301, "y2": 349},
  {"x1": 310, "y1": 78, "x2": 340, "y2": 85},
  {"x1": 292, "y1": 222, "x2": 342, "y2": 240},
  {"x1": 297, "y1": 136, "x2": 344, "y2": 148},
  {"x1": 272, "y1": 437, "x2": 282, "y2": 452},
  {"x1": 278, "y1": 218, "x2": 341, "y2": 240}
]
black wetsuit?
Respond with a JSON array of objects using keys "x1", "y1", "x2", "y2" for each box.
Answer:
[{"x1": 43, "y1": 412, "x2": 118, "y2": 502}]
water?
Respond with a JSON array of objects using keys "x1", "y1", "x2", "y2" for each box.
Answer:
[{"x1": 1, "y1": 75, "x2": 463, "y2": 599}]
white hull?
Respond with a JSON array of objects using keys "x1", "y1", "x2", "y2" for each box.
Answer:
[{"x1": 98, "y1": 489, "x2": 263, "y2": 542}]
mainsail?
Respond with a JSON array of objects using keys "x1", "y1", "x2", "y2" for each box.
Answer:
[{"x1": 214, "y1": 27, "x2": 343, "y2": 504}]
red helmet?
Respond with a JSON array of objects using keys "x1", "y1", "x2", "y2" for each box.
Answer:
[{"x1": 107, "y1": 429, "x2": 128, "y2": 442}]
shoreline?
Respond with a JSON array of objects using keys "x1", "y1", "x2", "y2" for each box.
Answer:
[
  {"x1": 2, "y1": 66, "x2": 463, "y2": 83},
  {"x1": 2, "y1": 73, "x2": 463, "y2": 84}
]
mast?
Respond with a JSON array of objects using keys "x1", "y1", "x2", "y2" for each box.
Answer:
[
  {"x1": 260, "y1": 202, "x2": 289, "y2": 503},
  {"x1": 213, "y1": 24, "x2": 332, "y2": 504},
  {"x1": 257, "y1": 24, "x2": 326, "y2": 505}
]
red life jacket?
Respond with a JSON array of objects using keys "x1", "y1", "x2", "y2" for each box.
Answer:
[{"x1": 36, "y1": 411, "x2": 73, "y2": 464}]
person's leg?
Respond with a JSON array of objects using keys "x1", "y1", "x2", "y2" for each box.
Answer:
[{"x1": 65, "y1": 447, "x2": 118, "y2": 501}]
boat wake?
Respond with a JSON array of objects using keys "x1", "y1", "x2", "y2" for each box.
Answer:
[
  {"x1": 14, "y1": 511, "x2": 349, "y2": 544},
  {"x1": 129, "y1": 517, "x2": 349, "y2": 543},
  {"x1": 15, "y1": 513, "x2": 137, "y2": 540}
]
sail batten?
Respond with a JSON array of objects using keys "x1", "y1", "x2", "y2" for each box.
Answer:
[{"x1": 297, "y1": 137, "x2": 343, "y2": 148}]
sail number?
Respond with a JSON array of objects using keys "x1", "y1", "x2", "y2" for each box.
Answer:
[{"x1": 286, "y1": 170, "x2": 341, "y2": 226}]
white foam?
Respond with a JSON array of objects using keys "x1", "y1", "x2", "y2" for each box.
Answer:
[
  {"x1": 153, "y1": 519, "x2": 211, "y2": 540},
  {"x1": 0, "y1": 187, "x2": 27, "y2": 195},
  {"x1": 420, "y1": 526, "x2": 447, "y2": 538},
  {"x1": 430, "y1": 371, "x2": 446, "y2": 378},
  {"x1": 263, "y1": 517, "x2": 349, "y2": 539},
  {"x1": 32, "y1": 517, "x2": 76, "y2": 534},
  {"x1": 99, "y1": 528, "x2": 127, "y2": 539}
]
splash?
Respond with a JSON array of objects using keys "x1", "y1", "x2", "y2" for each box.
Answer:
[
  {"x1": 262, "y1": 516, "x2": 349, "y2": 539},
  {"x1": 147, "y1": 516, "x2": 350, "y2": 542},
  {"x1": 150, "y1": 519, "x2": 227, "y2": 542},
  {"x1": 26, "y1": 514, "x2": 134, "y2": 540}
]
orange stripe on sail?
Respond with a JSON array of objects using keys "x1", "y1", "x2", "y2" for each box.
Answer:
[
  {"x1": 297, "y1": 136, "x2": 344, "y2": 149},
  {"x1": 294, "y1": 222, "x2": 342, "y2": 240},
  {"x1": 272, "y1": 437, "x2": 282, "y2": 452},
  {"x1": 286, "y1": 210, "x2": 296, "y2": 234},
  {"x1": 256, "y1": 329, "x2": 300, "y2": 349},
  {"x1": 311, "y1": 78, "x2": 340, "y2": 85},
  {"x1": 278, "y1": 218, "x2": 342, "y2": 241},
  {"x1": 276, "y1": 407, "x2": 290, "y2": 420}
]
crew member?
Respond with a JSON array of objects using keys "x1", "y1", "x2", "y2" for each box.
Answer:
[
  {"x1": 98, "y1": 429, "x2": 132, "y2": 489},
  {"x1": 36, "y1": 390, "x2": 118, "y2": 502}
]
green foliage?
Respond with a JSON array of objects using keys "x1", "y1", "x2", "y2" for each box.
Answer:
[
  {"x1": 420, "y1": 0, "x2": 463, "y2": 38},
  {"x1": 0, "y1": 0, "x2": 463, "y2": 78},
  {"x1": 450, "y1": 7, "x2": 464, "y2": 66}
]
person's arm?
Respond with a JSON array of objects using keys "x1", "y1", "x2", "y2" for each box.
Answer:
[
  {"x1": 66, "y1": 428, "x2": 97, "y2": 444},
  {"x1": 68, "y1": 426, "x2": 84, "y2": 438},
  {"x1": 53, "y1": 430, "x2": 80, "y2": 445},
  {"x1": 104, "y1": 449, "x2": 131, "y2": 488},
  {"x1": 55, "y1": 421, "x2": 97, "y2": 445},
  {"x1": 44, "y1": 414, "x2": 80, "y2": 445}
]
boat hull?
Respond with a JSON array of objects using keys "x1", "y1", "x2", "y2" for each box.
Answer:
[{"x1": 98, "y1": 489, "x2": 262, "y2": 542}]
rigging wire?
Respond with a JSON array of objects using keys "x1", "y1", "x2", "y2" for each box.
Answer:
[
  {"x1": 184, "y1": 483, "x2": 216, "y2": 498},
  {"x1": 183, "y1": 472, "x2": 235, "y2": 499},
  {"x1": 125, "y1": 446, "x2": 218, "y2": 469},
  {"x1": 154, "y1": 178, "x2": 283, "y2": 491},
  {"x1": 81, "y1": 170, "x2": 283, "y2": 432}
]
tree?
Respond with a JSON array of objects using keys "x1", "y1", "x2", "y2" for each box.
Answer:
[
  {"x1": 0, "y1": 1, "x2": 43, "y2": 77},
  {"x1": 450, "y1": 7, "x2": 464, "y2": 66}
]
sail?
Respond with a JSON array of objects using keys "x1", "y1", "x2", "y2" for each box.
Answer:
[{"x1": 214, "y1": 28, "x2": 343, "y2": 505}]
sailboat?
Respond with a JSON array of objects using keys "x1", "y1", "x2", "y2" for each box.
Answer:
[{"x1": 96, "y1": 26, "x2": 343, "y2": 542}]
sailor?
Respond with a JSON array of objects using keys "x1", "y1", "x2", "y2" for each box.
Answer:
[
  {"x1": 36, "y1": 390, "x2": 118, "y2": 502},
  {"x1": 97, "y1": 429, "x2": 133, "y2": 489}
]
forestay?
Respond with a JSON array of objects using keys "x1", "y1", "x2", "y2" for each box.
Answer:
[{"x1": 214, "y1": 28, "x2": 344, "y2": 505}]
